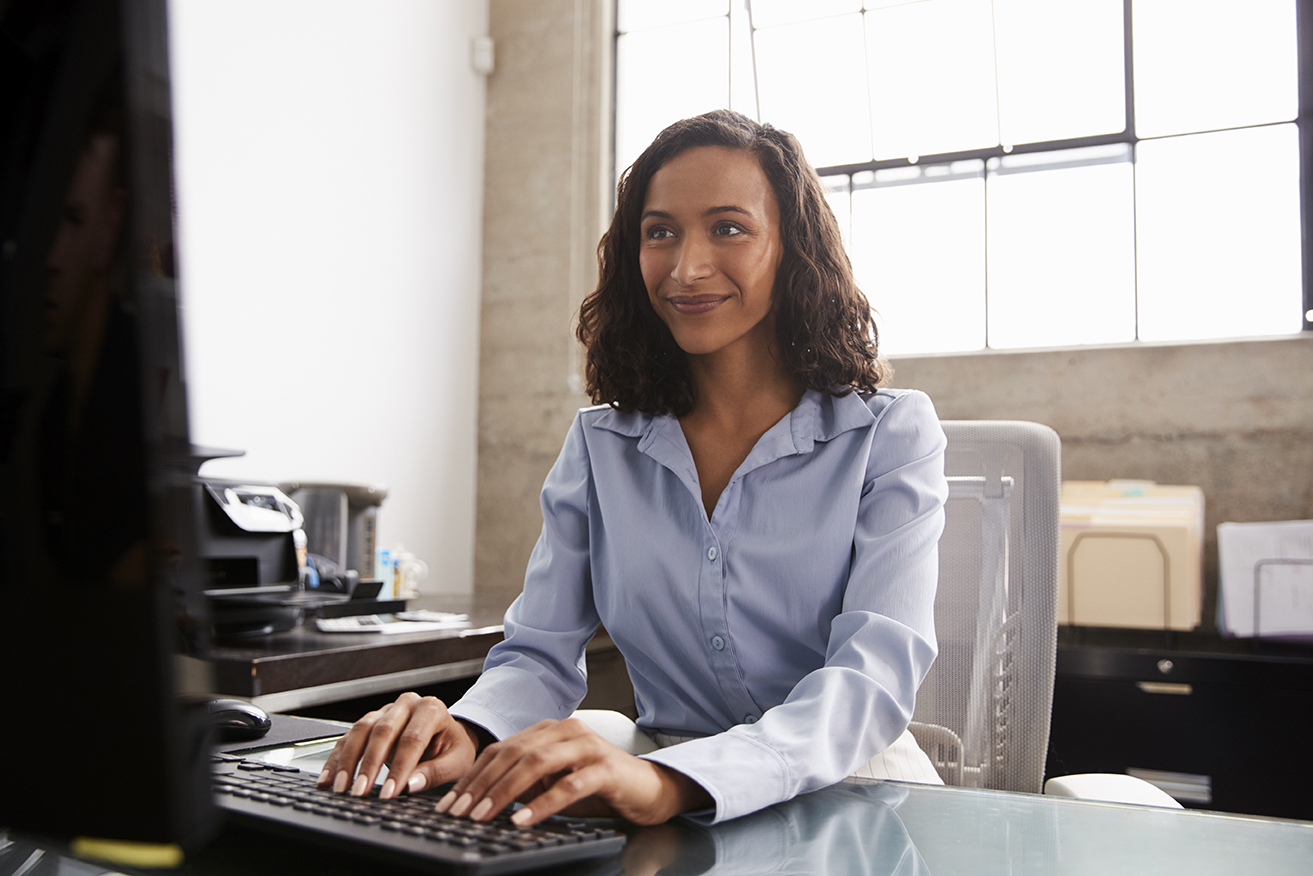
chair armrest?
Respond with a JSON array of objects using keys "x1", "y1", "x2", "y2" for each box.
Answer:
[{"x1": 1044, "y1": 773, "x2": 1184, "y2": 808}]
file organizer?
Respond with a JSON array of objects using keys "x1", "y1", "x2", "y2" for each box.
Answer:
[
  {"x1": 1217, "y1": 519, "x2": 1313, "y2": 638},
  {"x1": 1059, "y1": 481, "x2": 1204, "y2": 630}
]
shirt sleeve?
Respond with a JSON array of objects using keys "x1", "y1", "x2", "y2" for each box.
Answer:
[
  {"x1": 640, "y1": 390, "x2": 948, "y2": 823},
  {"x1": 448, "y1": 412, "x2": 601, "y2": 740}
]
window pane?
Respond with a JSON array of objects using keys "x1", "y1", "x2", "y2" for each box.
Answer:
[
  {"x1": 821, "y1": 174, "x2": 853, "y2": 251},
  {"x1": 616, "y1": 20, "x2": 729, "y2": 174},
  {"x1": 986, "y1": 146, "x2": 1136, "y2": 349},
  {"x1": 851, "y1": 164, "x2": 987, "y2": 355},
  {"x1": 754, "y1": 15, "x2": 871, "y2": 167},
  {"x1": 867, "y1": 0, "x2": 998, "y2": 159},
  {"x1": 617, "y1": 0, "x2": 728, "y2": 33},
  {"x1": 993, "y1": 0, "x2": 1125, "y2": 145},
  {"x1": 1136, "y1": 125, "x2": 1302, "y2": 341},
  {"x1": 1133, "y1": 0, "x2": 1297, "y2": 138},
  {"x1": 750, "y1": 0, "x2": 862, "y2": 28}
]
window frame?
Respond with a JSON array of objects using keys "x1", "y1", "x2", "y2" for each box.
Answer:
[{"x1": 612, "y1": 0, "x2": 1313, "y2": 348}]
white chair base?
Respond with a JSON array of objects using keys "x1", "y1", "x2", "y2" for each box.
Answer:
[{"x1": 1044, "y1": 773, "x2": 1184, "y2": 809}]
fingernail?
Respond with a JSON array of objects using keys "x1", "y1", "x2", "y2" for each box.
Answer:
[
  {"x1": 407, "y1": 772, "x2": 427, "y2": 793},
  {"x1": 333, "y1": 771, "x2": 350, "y2": 794},
  {"x1": 380, "y1": 778, "x2": 396, "y2": 800},
  {"x1": 351, "y1": 774, "x2": 369, "y2": 797},
  {"x1": 450, "y1": 792, "x2": 474, "y2": 817},
  {"x1": 317, "y1": 769, "x2": 330, "y2": 785},
  {"x1": 511, "y1": 808, "x2": 533, "y2": 827},
  {"x1": 435, "y1": 790, "x2": 456, "y2": 813},
  {"x1": 469, "y1": 798, "x2": 493, "y2": 821}
]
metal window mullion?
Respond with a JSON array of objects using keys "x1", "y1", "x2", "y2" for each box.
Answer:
[
  {"x1": 609, "y1": 0, "x2": 621, "y2": 206},
  {"x1": 745, "y1": 0, "x2": 761, "y2": 122},
  {"x1": 1298, "y1": 0, "x2": 1313, "y2": 330},
  {"x1": 727, "y1": 1, "x2": 735, "y2": 115},
  {"x1": 1125, "y1": 0, "x2": 1140, "y2": 341},
  {"x1": 989, "y1": 0, "x2": 1005, "y2": 149},
  {"x1": 861, "y1": 7, "x2": 878, "y2": 165},
  {"x1": 814, "y1": 131, "x2": 1139, "y2": 178}
]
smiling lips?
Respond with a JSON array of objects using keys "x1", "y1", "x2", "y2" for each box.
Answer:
[{"x1": 666, "y1": 293, "x2": 729, "y2": 314}]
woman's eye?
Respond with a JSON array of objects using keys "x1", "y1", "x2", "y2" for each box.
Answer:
[
  {"x1": 644, "y1": 226, "x2": 674, "y2": 240},
  {"x1": 713, "y1": 223, "x2": 743, "y2": 237}
]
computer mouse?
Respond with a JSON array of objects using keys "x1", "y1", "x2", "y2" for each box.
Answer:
[{"x1": 207, "y1": 698, "x2": 272, "y2": 741}]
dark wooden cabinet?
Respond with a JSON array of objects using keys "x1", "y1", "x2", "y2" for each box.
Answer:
[{"x1": 1045, "y1": 627, "x2": 1313, "y2": 820}]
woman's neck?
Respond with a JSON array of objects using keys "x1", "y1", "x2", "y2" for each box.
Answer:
[
  {"x1": 682, "y1": 313, "x2": 802, "y2": 427},
  {"x1": 678, "y1": 331, "x2": 805, "y2": 518}
]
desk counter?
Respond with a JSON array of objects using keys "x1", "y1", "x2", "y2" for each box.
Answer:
[
  {"x1": 208, "y1": 594, "x2": 514, "y2": 713},
  {"x1": 9, "y1": 760, "x2": 1311, "y2": 876}
]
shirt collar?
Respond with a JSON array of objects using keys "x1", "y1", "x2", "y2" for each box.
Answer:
[
  {"x1": 588, "y1": 389, "x2": 876, "y2": 457},
  {"x1": 588, "y1": 391, "x2": 876, "y2": 504}
]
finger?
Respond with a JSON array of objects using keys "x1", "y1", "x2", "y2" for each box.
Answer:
[
  {"x1": 404, "y1": 729, "x2": 477, "y2": 800},
  {"x1": 456, "y1": 727, "x2": 601, "y2": 822},
  {"x1": 317, "y1": 708, "x2": 385, "y2": 789},
  {"x1": 322, "y1": 693, "x2": 420, "y2": 793},
  {"x1": 371, "y1": 698, "x2": 459, "y2": 798},
  {"x1": 510, "y1": 762, "x2": 612, "y2": 827},
  {"x1": 438, "y1": 719, "x2": 550, "y2": 810},
  {"x1": 351, "y1": 694, "x2": 438, "y2": 797},
  {"x1": 441, "y1": 720, "x2": 558, "y2": 814}
]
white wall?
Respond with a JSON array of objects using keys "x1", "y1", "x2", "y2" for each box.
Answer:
[{"x1": 168, "y1": 0, "x2": 488, "y2": 593}]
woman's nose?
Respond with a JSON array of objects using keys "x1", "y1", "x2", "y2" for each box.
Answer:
[{"x1": 671, "y1": 238, "x2": 714, "y2": 286}]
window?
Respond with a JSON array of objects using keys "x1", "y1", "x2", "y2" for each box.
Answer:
[{"x1": 614, "y1": 0, "x2": 1309, "y2": 355}]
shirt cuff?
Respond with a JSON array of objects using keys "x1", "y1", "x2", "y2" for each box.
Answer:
[
  {"x1": 640, "y1": 731, "x2": 793, "y2": 823},
  {"x1": 448, "y1": 665, "x2": 575, "y2": 741}
]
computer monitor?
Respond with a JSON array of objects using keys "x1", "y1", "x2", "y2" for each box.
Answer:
[{"x1": 0, "y1": 0, "x2": 217, "y2": 854}]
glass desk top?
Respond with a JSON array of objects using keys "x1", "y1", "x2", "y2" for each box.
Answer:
[{"x1": 5, "y1": 739, "x2": 1311, "y2": 876}]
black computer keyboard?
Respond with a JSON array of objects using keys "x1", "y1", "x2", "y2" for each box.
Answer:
[{"x1": 212, "y1": 755, "x2": 625, "y2": 875}]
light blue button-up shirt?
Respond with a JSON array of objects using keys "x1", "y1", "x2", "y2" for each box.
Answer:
[{"x1": 450, "y1": 388, "x2": 947, "y2": 822}]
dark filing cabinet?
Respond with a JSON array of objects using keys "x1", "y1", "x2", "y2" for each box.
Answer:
[{"x1": 1045, "y1": 627, "x2": 1313, "y2": 820}]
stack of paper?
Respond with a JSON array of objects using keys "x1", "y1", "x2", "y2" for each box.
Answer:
[
  {"x1": 1217, "y1": 519, "x2": 1313, "y2": 638},
  {"x1": 1060, "y1": 480, "x2": 1205, "y2": 630}
]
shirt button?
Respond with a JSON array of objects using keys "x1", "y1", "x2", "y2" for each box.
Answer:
[
  {"x1": 710, "y1": 635, "x2": 725, "y2": 651},
  {"x1": 744, "y1": 715, "x2": 757, "y2": 724},
  {"x1": 708, "y1": 546, "x2": 718, "y2": 561}
]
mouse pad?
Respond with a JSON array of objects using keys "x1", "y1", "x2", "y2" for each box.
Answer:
[{"x1": 214, "y1": 713, "x2": 348, "y2": 754}]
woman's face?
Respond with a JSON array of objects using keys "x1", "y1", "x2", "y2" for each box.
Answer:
[{"x1": 639, "y1": 146, "x2": 783, "y2": 360}]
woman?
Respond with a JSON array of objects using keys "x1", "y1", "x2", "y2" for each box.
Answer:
[{"x1": 318, "y1": 109, "x2": 948, "y2": 826}]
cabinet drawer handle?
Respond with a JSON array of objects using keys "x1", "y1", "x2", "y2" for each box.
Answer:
[{"x1": 1136, "y1": 681, "x2": 1193, "y2": 695}]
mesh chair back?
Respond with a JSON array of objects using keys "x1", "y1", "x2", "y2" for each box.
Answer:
[{"x1": 910, "y1": 421, "x2": 1061, "y2": 794}]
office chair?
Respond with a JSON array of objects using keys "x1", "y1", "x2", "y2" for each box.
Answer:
[
  {"x1": 909, "y1": 420, "x2": 1061, "y2": 794},
  {"x1": 908, "y1": 421, "x2": 1181, "y2": 808}
]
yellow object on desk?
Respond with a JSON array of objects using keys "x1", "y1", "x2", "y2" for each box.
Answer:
[
  {"x1": 1059, "y1": 480, "x2": 1204, "y2": 630},
  {"x1": 70, "y1": 837, "x2": 184, "y2": 868}
]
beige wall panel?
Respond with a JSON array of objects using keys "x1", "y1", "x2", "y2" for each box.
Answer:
[
  {"x1": 892, "y1": 337, "x2": 1313, "y2": 629},
  {"x1": 476, "y1": 0, "x2": 610, "y2": 600}
]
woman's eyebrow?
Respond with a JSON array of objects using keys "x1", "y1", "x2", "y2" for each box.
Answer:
[
  {"x1": 640, "y1": 205, "x2": 754, "y2": 221},
  {"x1": 703, "y1": 204, "x2": 751, "y2": 218}
]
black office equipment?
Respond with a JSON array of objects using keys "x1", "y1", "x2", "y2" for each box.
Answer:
[
  {"x1": 1047, "y1": 625, "x2": 1313, "y2": 820},
  {"x1": 197, "y1": 479, "x2": 303, "y2": 592},
  {"x1": 0, "y1": 0, "x2": 217, "y2": 856},
  {"x1": 212, "y1": 755, "x2": 624, "y2": 875}
]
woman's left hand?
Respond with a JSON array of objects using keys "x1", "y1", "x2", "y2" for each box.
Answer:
[{"x1": 434, "y1": 717, "x2": 712, "y2": 827}]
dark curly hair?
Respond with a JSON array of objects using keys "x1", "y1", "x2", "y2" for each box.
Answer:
[{"x1": 576, "y1": 109, "x2": 887, "y2": 416}]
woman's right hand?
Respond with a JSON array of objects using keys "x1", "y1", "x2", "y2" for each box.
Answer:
[{"x1": 316, "y1": 691, "x2": 481, "y2": 799}]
